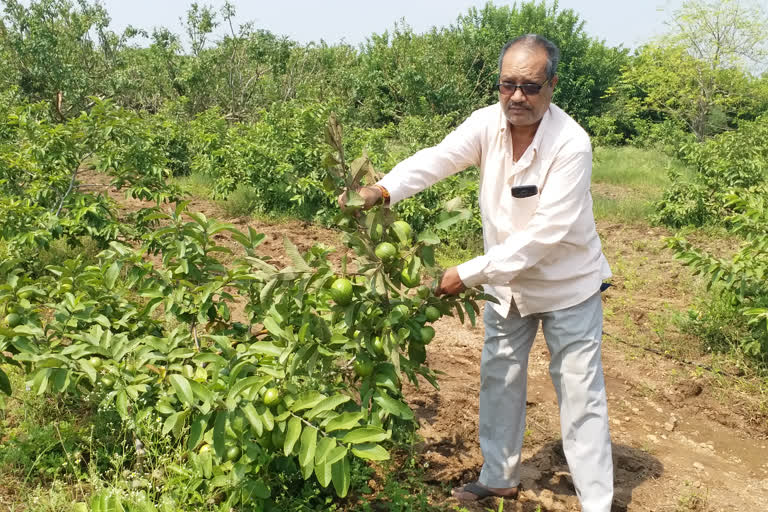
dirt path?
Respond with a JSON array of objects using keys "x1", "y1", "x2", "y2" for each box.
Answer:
[
  {"x1": 87, "y1": 174, "x2": 768, "y2": 511},
  {"x1": 405, "y1": 224, "x2": 768, "y2": 511},
  {"x1": 409, "y1": 314, "x2": 768, "y2": 511}
]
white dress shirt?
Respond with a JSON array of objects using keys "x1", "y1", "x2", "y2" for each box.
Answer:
[{"x1": 377, "y1": 102, "x2": 611, "y2": 317}]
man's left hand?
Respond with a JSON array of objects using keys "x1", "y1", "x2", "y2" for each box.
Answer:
[{"x1": 436, "y1": 267, "x2": 466, "y2": 296}]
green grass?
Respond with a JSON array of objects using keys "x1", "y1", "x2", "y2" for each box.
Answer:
[
  {"x1": 37, "y1": 237, "x2": 102, "y2": 269},
  {"x1": 171, "y1": 171, "x2": 216, "y2": 199},
  {"x1": 436, "y1": 239, "x2": 483, "y2": 268},
  {"x1": 591, "y1": 146, "x2": 692, "y2": 224},
  {"x1": 592, "y1": 145, "x2": 686, "y2": 189},
  {"x1": 592, "y1": 194, "x2": 658, "y2": 224}
]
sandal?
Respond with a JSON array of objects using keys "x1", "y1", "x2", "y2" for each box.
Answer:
[{"x1": 452, "y1": 481, "x2": 519, "y2": 502}]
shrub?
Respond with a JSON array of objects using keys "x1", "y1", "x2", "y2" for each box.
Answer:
[
  {"x1": 669, "y1": 185, "x2": 768, "y2": 366},
  {"x1": 654, "y1": 116, "x2": 768, "y2": 227}
]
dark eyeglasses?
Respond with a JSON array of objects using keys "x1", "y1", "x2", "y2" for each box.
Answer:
[{"x1": 494, "y1": 78, "x2": 551, "y2": 96}]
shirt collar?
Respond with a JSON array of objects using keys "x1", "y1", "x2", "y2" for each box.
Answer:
[
  {"x1": 529, "y1": 106, "x2": 552, "y2": 155},
  {"x1": 500, "y1": 105, "x2": 553, "y2": 172},
  {"x1": 497, "y1": 103, "x2": 553, "y2": 160}
]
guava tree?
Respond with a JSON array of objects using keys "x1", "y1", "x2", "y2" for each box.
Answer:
[{"x1": 0, "y1": 114, "x2": 492, "y2": 509}]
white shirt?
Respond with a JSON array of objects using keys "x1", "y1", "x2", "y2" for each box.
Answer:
[{"x1": 377, "y1": 102, "x2": 611, "y2": 317}]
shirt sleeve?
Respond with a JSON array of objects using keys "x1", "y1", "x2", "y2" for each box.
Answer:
[
  {"x1": 456, "y1": 148, "x2": 593, "y2": 287},
  {"x1": 377, "y1": 113, "x2": 483, "y2": 206}
]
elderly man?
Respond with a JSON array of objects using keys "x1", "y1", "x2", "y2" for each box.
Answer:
[{"x1": 342, "y1": 34, "x2": 614, "y2": 511}]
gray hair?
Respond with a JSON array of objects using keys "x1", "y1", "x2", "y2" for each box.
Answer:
[{"x1": 498, "y1": 34, "x2": 560, "y2": 80}]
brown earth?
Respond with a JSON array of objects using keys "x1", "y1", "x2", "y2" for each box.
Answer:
[{"x1": 83, "y1": 173, "x2": 768, "y2": 511}]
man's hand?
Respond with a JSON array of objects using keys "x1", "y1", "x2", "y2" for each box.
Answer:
[
  {"x1": 436, "y1": 266, "x2": 466, "y2": 296},
  {"x1": 337, "y1": 186, "x2": 382, "y2": 210}
]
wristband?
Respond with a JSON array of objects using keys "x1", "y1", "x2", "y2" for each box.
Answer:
[{"x1": 373, "y1": 184, "x2": 390, "y2": 206}]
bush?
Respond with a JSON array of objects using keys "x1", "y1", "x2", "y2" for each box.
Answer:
[
  {"x1": 0, "y1": 118, "x2": 493, "y2": 509},
  {"x1": 180, "y1": 102, "x2": 336, "y2": 221},
  {"x1": 653, "y1": 116, "x2": 768, "y2": 227},
  {"x1": 669, "y1": 185, "x2": 768, "y2": 367},
  {"x1": 0, "y1": 99, "x2": 179, "y2": 268},
  {"x1": 683, "y1": 291, "x2": 765, "y2": 364},
  {"x1": 219, "y1": 184, "x2": 261, "y2": 217}
]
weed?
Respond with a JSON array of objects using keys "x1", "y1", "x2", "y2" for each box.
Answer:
[
  {"x1": 436, "y1": 238, "x2": 483, "y2": 268},
  {"x1": 592, "y1": 146, "x2": 680, "y2": 190},
  {"x1": 682, "y1": 287, "x2": 768, "y2": 370},
  {"x1": 218, "y1": 184, "x2": 262, "y2": 217},
  {"x1": 639, "y1": 439, "x2": 656, "y2": 455},
  {"x1": 172, "y1": 171, "x2": 215, "y2": 199},
  {"x1": 591, "y1": 146, "x2": 686, "y2": 224},
  {"x1": 676, "y1": 486, "x2": 708, "y2": 511},
  {"x1": 14, "y1": 480, "x2": 81, "y2": 512},
  {"x1": 0, "y1": 371, "x2": 118, "y2": 484},
  {"x1": 36, "y1": 237, "x2": 101, "y2": 272},
  {"x1": 358, "y1": 451, "x2": 441, "y2": 512}
]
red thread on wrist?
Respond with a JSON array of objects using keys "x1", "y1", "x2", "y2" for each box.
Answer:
[{"x1": 373, "y1": 184, "x2": 390, "y2": 206}]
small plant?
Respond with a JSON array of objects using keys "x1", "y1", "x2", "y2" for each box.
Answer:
[{"x1": 676, "y1": 488, "x2": 708, "y2": 511}]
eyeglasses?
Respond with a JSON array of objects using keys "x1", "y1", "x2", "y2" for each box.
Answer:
[{"x1": 494, "y1": 78, "x2": 552, "y2": 96}]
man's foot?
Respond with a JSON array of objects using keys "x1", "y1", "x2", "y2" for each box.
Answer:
[{"x1": 451, "y1": 481, "x2": 519, "y2": 501}]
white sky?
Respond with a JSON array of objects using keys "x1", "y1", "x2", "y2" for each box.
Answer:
[{"x1": 94, "y1": 0, "x2": 684, "y2": 51}]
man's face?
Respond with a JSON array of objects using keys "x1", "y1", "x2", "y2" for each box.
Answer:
[{"x1": 498, "y1": 45, "x2": 557, "y2": 128}]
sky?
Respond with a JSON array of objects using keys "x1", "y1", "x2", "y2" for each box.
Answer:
[{"x1": 93, "y1": 0, "x2": 685, "y2": 52}]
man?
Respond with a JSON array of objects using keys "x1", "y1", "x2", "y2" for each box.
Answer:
[{"x1": 341, "y1": 34, "x2": 613, "y2": 511}]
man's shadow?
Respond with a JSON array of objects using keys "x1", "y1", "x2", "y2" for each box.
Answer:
[
  {"x1": 518, "y1": 440, "x2": 663, "y2": 511},
  {"x1": 449, "y1": 440, "x2": 663, "y2": 512}
]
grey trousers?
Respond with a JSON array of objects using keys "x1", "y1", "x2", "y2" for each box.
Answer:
[{"x1": 478, "y1": 291, "x2": 613, "y2": 512}]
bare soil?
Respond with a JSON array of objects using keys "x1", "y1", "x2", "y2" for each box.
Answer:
[{"x1": 84, "y1": 174, "x2": 768, "y2": 511}]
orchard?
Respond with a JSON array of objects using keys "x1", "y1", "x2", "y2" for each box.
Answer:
[{"x1": 1, "y1": 1, "x2": 767, "y2": 510}]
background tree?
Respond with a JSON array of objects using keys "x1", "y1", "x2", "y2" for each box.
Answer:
[
  {"x1": 665, "y1": 0, "x2": 768, "y2": 71},
  {"x1": 0, "y1": 0, "x2": 137, "y2": 116},
  {"x1": 607, "y1": 0, "x2": 768, "y2": 141},
  {"x1": 349, "y1": 1, "x2": 628, "y2": 127}
]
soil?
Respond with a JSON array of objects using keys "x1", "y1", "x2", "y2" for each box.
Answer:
[{"x1": 79, "y1": 173, "x2": 768, "y2": 511}]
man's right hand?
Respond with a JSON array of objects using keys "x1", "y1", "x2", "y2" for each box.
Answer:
[{"x1": 337, "y1": 186, "x2": 383, "y2": 210}]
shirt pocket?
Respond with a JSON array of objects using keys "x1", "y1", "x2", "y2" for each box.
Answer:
[
  {"x1": 509, "y1": 188, "x2": 540, "y2": 231},
  {"x1": 507, "y1": 161, "x2": 547, "y2": 231}
]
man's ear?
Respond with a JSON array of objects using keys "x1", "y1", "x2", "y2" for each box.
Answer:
[{"x1": 551, "y1": 75, "x2": 559, "y2": 89}]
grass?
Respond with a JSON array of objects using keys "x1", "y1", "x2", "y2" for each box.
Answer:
[
  {"x1": 355, "y1": 450, "x2": 445, "y2": 512},
  {"x1": 676, "y1": 486, "x2": 709, "y2": 511},
  {"x1": 36, "y1": 237, "x2": 102, "y2": 270},
  {"x1": 591, "y1": 145, "x2": 691, "y2": 224},
  {"x1": 592, "y1": 145, "x2": 684, "y2": 189},
  {"x1": 171, "y1": 171, "x2": 216, "y2": 199},
  {"x1": 436, "y1": 238, "x2": 483, "y2": 268},
  {"x1": 592, "y1": 194, "x2": 657, "y2": 224}
]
